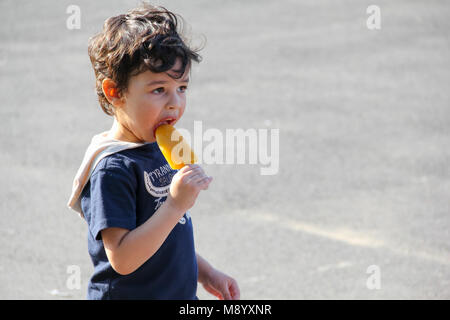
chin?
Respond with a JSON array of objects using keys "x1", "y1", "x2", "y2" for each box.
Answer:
[
  {"x1": 143, "y1": 135, "x2": 156, "y2": 143},
  {"x1": 144, "y1": 132, "x2": 157, "y2": 143}
]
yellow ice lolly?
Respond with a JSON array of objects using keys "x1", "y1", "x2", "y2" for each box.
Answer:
[{"x1": 155, "y1": 124, "x2": 197, "y2": 169}]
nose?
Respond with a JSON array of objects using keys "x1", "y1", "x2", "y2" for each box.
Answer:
[{"x1": 165, "y1": 91, "x2": 183, "y2": 111}]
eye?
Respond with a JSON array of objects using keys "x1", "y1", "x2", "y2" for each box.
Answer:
[
  {"x1": 178, "y1": 86, "x2": 188, "y2": 93},
  {"x1": 151, "y1": 87, "x2": 164, "y2": 94}
]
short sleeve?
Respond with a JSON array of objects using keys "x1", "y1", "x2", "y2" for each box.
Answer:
[{"x1": 86, "y1": 166, "x2": 137, "y2": 241}]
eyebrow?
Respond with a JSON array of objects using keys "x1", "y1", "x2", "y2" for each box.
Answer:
[{"x1": 146, "y1": 77, "x2": 190, "y2": 87}]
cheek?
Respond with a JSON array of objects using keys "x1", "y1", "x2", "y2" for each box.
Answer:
[
  {"x1": 133, "y1": 95, "x2": 159, "y2": 121},
  {"x1": 179, "y1": 101, "x2": 186, "y2": 117},
  {"x1": 139, "y1": 107, "x2": 159, "y2": 126},
  {"x1": 179, "y1": 107, "x2": 185, "y2": 118}
]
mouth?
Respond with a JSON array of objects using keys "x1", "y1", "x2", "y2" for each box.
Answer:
[{"x1": 153, "y1": 117, "x2": 177, "y2": 139}]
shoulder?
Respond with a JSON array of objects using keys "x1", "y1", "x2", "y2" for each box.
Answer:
[{"x1": 91, "y1": 151, "x2": 139, "y2": 183}]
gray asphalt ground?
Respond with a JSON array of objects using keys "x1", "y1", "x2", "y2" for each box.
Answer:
[{"x1": 0, "y1": 0, "x2": 449, "y2": 299}]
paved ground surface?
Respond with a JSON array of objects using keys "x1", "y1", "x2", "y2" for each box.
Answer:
[{"x1": 0, "y1": 0, "x2": 449, "y2": 299}]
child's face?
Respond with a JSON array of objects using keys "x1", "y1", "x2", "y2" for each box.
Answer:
[{"x1": 115, "y1": 58, "x2": 189, "y2": 143}]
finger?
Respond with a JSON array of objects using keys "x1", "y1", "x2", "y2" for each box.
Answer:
[
  {"x1": 179, "y1": 171, "x2": 201, "y2": 184},
  {"x1": 184, "y1": 171, "x2": 207, "y2": 183},
  {"x1": 203, "y1": 284, "x2": 223, "y2": 300},
  {"x1": 179, "y1": 164, "x2": 204, "y2": 175},
  {"x1": 178, "y1": 164, "x2": 197, "y2": 174},
  {"x1": 221, "y1": 285, "x2": 232, "y2": 300},
  {"x1": 196, "y1": 176, "x2": 213, "y2": 189},
  {"x1": 180, "y1": 166, "x2": 203, "y2": 178},
  {"x1": 176, "y1": 166, "x2": 192, "y2": 176},
  {"x1": 192, "y1": 173, "x2": 211, "y2": 182},
  {"x1": 184, "y1": 163, "x2": 201, "y2": 171},
  {"x1": 229, "y1": 281, "x2": 240, "y2": 300}
]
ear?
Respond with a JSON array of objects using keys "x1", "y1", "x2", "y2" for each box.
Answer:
[{"x1": 102, "y1": 78, "x2": 124, "y2": 106}]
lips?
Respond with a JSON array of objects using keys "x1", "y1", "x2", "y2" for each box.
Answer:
[{"x1": 153, "y1": 117, "x2": 177, "y2": 138}]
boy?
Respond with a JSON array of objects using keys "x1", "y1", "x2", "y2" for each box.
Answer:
[{"x1": 67, "y1": 3, "x2": 239, "y2": 300}]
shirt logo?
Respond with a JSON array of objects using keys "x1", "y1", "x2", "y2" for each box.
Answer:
[
  {"x1": 144, "y1": 164, "x2": 181, "y2": 214},
  {"x1": 178, "y1": 211, "x2": 191, "y2": 224},
  {"x1": 144, "y1": 164, "x2": 177, "y2": 198}
]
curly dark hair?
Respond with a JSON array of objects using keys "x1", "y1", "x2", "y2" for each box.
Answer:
[{"x1": 88, "y1": 3, "x2": 203, "y2": 116}]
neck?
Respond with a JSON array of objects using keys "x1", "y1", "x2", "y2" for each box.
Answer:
[{"x1": 108, "y1": 117, "x2": 140, "y2": 143}]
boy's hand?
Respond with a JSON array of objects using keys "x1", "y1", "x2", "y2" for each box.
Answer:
[
  {"x1": 202, "y1": 268, "x2": 240, "y2": 300},
  {"x1": 166, "y1": 164, "x2": 212, "y2": 215}
]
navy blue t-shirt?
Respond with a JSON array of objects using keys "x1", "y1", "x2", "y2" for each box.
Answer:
[{"x1": 80, "y1": 142, "x2": 198, "y2": 300}]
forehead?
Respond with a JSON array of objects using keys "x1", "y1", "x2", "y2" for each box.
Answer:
[
  {"x1": 129, "y1": 70, "x2": 190, "y2": 89},
  {"x1": 131, "y1": 58, "x2": 190, "y2": 86}
]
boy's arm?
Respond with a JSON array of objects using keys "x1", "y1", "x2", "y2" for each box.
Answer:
[
  {"x1": 102, "y1": 164, "x2": 212, "y2": 276},
  {"x1": 197, "y1": 253, "x2": 240, "y2": 300},
  {"x1": 197, "y1": 253, "x2": 214, "y2": 284},
  {"x1": 102, "y1": 199, "x2": 183, "y2": 275}
]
